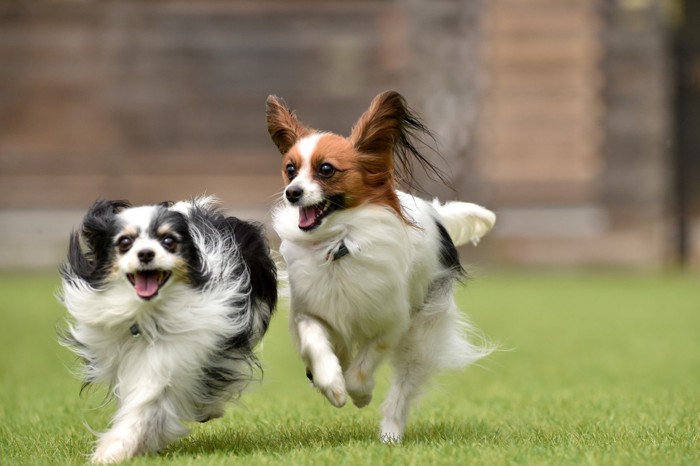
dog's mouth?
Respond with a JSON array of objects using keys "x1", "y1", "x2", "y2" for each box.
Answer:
[
  {"x1": 126, "y1": 270, "x2": 171, "y2": 300},
  {"x1": 298, "y1": 195, "x2": 343, "y2": 231}
]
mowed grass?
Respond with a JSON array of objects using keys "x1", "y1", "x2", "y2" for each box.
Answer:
[{"x1": 0, "y1": 271, "x2": 698, "y2": 465}]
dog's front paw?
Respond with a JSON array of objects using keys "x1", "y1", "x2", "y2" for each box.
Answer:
[
  {"x1": 344, "y1": 368, "x2": 374, "y2": 408},
  {"x1": 91, "y1": 436, "x2": 138, "y2": 464},
  {"x1": 311, "y1": 365, "x2": 347, "y2": 408}
]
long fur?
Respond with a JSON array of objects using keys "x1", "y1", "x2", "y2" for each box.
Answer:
[
  {"x1": 58, "y1": 196, "x2": 276, "y2": 463},
  {"x1": 266, "y1": 90, "x2": 496, "y2": 442}
]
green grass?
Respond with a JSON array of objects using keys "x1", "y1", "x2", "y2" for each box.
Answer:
[{"x1": 1, "y1": 272, "x2": 698, "y2": 465}]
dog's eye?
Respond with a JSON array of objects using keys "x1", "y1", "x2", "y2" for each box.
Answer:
[
  {"x1": 285, "y1": 163, "x2": 296, "y2": 180},
  {"x1": 318, "y1": 163, "x2": 335, "y2": 178},
  {"x1": 117, "y1": 236, "x2": 132, "y2": 253},
  {"x1": 161, "y1": 236, "x2": 178, "y2": 251}
]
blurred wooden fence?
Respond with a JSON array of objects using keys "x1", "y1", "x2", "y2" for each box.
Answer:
[{"x1": 0, "y1": 0, "x2": 692, "y2": 268}]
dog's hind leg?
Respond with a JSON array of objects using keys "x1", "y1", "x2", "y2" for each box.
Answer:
[
  {"x1": 294, "y1": 316, "x2": 347, "y2": 407},
  {"x1": 380, "y1": 293, "x2": 484, "y2": 443},
  {"x1": 379, "y1": 328, "x2": 436, "y2": 443}
]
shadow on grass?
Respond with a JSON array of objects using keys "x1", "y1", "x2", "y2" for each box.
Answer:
[
  {"x1": 168, "y1": 420, "x2": 374, "y2": 458},
  {"x1": 166, "y1": 418, "x2": 505, "y2": 459},
  {"x1": 404, "y1": 419, "x2": 506, "y2": 445}
]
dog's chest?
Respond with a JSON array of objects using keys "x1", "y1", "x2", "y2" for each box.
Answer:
[{"x1": 282, "y1": 239, "x2": 411, "y2": 333}]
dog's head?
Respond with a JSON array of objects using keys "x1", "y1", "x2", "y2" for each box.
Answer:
[
  {"x1": 67, "y1": 200, "x2": 201, "y2": 300},
  {"x1": 266, "y1": 91, "x2": 444, "y2": 232}
]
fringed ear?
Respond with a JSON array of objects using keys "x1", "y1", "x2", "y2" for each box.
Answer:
[
  {"x1": 266, "y1": 95, "x2": 310, "y2": 154},
  {"x1": 349, "y1": 90, "x2": 449, "y2": 191},
  {"x1": 62, "y1": 199, "x2": 130, "y2": 286},
  {"x1": 81, "y1": 199, "x2": 130, "y2": 253},
  {"x1": 350, "y1": 90, "x2": 405, "y2": 157}
]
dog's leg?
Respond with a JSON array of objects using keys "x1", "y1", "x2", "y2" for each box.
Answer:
[
  {"x1": 378, "y1": 306, "x2": 450, "y2": 443},
  {"x1": 296, "y1": 316, "x2": 347, "y2": 407},
  {"x1": 380, "y1": 290, "x2": 487, "y2": 443},
  {"x1": 91, "y1": 392, "x2": 187, "y2": 464},
  {"x1": 379, "y1": 349, "x2": 434, "y2": 443},
  {"x1": 95, "y1": 400, "x2": 186, "y2": 463},
  {"x1": 344, "y1": 336, "x2": 396, "y2": 408},
  {"x1": 196, "y1": 401, "x2": 226, "y2": 423}
]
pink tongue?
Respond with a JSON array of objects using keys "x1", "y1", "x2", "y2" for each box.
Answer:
[
  {"x1": 134, "y1": 272, "x2": 159, "y2": 298},
  {"x1": 298, "y1": 206, "x2": 318, "y2": 229}
]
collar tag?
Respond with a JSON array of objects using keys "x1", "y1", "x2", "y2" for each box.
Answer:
[
  {"x1": 130, "y1": 323, "x2": 141, "y2": 338},
  {"x1": 327, "y1": 240, "x2": 349, "y2": 262}
]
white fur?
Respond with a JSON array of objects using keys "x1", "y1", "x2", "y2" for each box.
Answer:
[
  {"x1": 59, "y1": 197, "x2": 272, "y2": 463},
  {"x1": 287, "y1": 134, "x2": 326, "y2": 207},
  {"x1": 296, "y1": 133, "x2": 323, "y2": 163},
  {"x1": 273, "y1": 191, "x2": 495, "y2": 442},
  {"x1": 432, "y1": 199, "x2": 496, "y2": 246}
]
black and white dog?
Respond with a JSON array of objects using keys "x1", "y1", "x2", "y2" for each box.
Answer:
[{"x1": 58, "y1": 197, "x2": 277, "y2": 463}]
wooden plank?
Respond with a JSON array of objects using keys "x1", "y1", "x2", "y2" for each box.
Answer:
[
  {"x1": 480, "y1": 144, "x2": 602, "y2": 182},
  {"x1": 489, "y1": 66, "x2": 601, "y2": 94},
  {"x1": 485, "y1": 36, "x2": 601, "y2": 65},
  {"x1": 484, "y1": 98, "x2": 603, "y2": 121},
  {"x1": 0, "y1": 151, "x2": 281, "y2": 176},
  {"x1": 491, "y1": 0, "x2": 597, "y2": 10},
  {"x1": 487, "y1": 8, "x2": 600, "y2": 36},
  {"x1": 480, "y1": 125, "x2": 602, "y2": 146},
  {"x1": 486, "y1": 180, "x2": 597, "y2": 204},
  {"x1": 0, "y1": 175, "x2": 111, "y2": 208},
  {"x1": 0, "y1": 174, "x2": 283, "y2": 209}
]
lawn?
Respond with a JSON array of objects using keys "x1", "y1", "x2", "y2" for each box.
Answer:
[{"x1": 0, "y1": 272, "x2": 698, "y2": 465}]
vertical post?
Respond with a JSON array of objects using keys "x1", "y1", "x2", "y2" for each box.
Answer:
[{"x1": 674, "y1": 33, "x2": 689, "y2": 267}]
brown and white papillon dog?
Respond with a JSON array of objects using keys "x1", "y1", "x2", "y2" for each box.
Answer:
[
  {"x1": 58, "y1": 197, "x2": 277, "y2": 463},
  {"x1": 266, "y1": 90, "x2": 496, "y2": 442}
]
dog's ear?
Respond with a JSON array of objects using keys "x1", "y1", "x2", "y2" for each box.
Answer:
[
  {"x1": 350, "y1": 90, "x2": 407, "y2": 157},
  {"x1": 62, "y1": 200, "x2": 130, "y2": 285},
  {"x1": 266, "y1": 95, "x2": 310, "y2": 154},
  {"x1": 81, "y1": 199, "x2": 130, "y2": 252},
  {"x1": 350, "y1": 90, "x2": 449, "y2": 193}
]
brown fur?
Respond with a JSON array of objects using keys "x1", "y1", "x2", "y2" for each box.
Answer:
[
  {"x1": 266, "y1": 95, "x2": 314, "y2": 154},
  {"x1": 266, "y1": 90, "x2": 445, "y2": 224}
]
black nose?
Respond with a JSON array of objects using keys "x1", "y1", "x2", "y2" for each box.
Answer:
[
  {"x1": 285, "y1": 186, "x2": 304, "y2": 204},
  {"x1": 137, "y1": 249, "x2": 155, "y2": 263}
]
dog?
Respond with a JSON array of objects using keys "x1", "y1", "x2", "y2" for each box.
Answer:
[
  {"x1": 266, "y1": 90, "x2": 496, "y2": 442},
  {"x1": 58, "y1": 197, "x2": 277, "y2": 463}
]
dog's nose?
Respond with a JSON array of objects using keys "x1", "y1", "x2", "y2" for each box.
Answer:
[
  {"x1": 285, "y1": 186, "x2": 304, "y2": 204},
  {"x1": 137, "y1": 249, "x2": 155, "y2": 263}
]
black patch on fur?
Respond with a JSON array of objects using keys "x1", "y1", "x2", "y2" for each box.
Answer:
[
  {"x1": 186, "y1": 205, "x2": 278, "y2": 321},
  {"x1": 436, "y1": 220, "x2": 465, "y2": 278},
  {"x1": 60, "y1": 199, "x2": 130, "y2": 289},
  {"x1": 227, "y1": 219, "x2": 278, "y2": 319},
  {"x1": 186, "y1": 203, "x2": 278, "y2": 399},
  {"x1": 148, "y1": 207, "x2": 206, "y2": 288},
  {"x1": 200, "y1": 355, "x2": 254, "y2": 393}
]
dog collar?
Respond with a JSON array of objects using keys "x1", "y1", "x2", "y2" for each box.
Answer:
[{"x1": 327, "y1": 240, "x2": 349, "y2": 262}]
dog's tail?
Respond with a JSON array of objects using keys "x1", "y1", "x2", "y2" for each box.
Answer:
[{"x1": 432, "y1": 200, "x2": 496, "y2": 247}]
